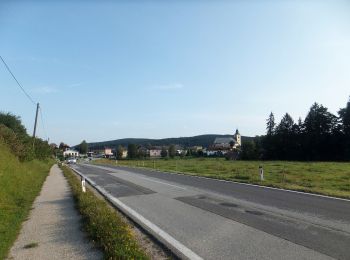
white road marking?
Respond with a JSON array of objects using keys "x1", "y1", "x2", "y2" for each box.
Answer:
[
  {"x1": 71, "y1": 167, "x2": 203, "y2": 260},
  {"x1": 83, "y1": 163, "x2": 350, "y2": 202},
  {"x1": 137, "y1": 176, "x2": 187, "y2": 190}
]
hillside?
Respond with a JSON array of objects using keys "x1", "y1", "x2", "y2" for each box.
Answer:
[{"x1": 85, "y1": 134, "x2": 254, "y2": 150}]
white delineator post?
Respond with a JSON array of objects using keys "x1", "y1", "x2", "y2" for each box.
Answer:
[
  {"x1": 259, "y1": 165, "x2": 264, "y2": 181},
  {"x1": 81, "y1": 176, "x2": 86, "y2": 193}
]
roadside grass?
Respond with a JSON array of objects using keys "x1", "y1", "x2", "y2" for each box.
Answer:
[
  {"x1": 0, "y1": 142, "x2": 52, "y2": 259},
  {"x1": 95, "y1": 158, "x2": 350, "y2": 199},
  {"x1": 61, "y1": 165, "x2": 149, "y2": 260}
]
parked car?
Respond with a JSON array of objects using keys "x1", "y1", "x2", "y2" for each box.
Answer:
[{"x1": 67, "y1": 157, "x2": 77, "y2": 164}]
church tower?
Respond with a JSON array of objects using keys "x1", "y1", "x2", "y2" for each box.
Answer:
[{"x1": 235, "y1": 129, "x2": 241, "y2": 146}]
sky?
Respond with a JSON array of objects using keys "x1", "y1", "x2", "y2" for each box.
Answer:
[{"x1": 0, "y1": 1, "x2": 350, "y2": 146}]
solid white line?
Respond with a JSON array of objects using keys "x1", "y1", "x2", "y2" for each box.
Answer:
[
  {"x1": 83, "y1": 163, "x2": 350, "y2": 203},
  {"x1": 85, "y1": 164, "x2": 187, "y2": 190},
  {"x1": 71, "y1": 167, "x2": 203, "y2": 260},
  {"x1": 137, "y1": 176, "x2": 187, "y2": 190}
]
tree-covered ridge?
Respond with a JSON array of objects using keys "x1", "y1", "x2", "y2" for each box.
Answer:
[
  {"x1": 261, "y1": 98, "x2": 350, "y2": 161},
  {"x1": 85, "y1": 135, "x2": 253, "y2": 151}
]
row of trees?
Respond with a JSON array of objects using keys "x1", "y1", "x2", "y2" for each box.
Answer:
[
  {"x1": 0, "y1": 112, "x2": 53, "y2": 161},
  {"x1": 242, "y1": 98, "x2": 350, "y2": 161}
]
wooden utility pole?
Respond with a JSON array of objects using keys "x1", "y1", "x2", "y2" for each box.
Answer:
[{"x1": 33, "y1": 102, "x2": 39, "y2": 138}]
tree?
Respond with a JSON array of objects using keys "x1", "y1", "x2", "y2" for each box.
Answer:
[
  {"x1": 116, "y1": 145, "x2": 124, "y2": 159},
  {"x1": 79, "y1": 140, "x2": 88, "y2": 154},
  {"x1": 161, "y1": 147, "x2": 168, "y2": 158},
  {"x1": 168, "y1": 144, "x2": 176, "y2": 158},
  {"x1": 338, "y1": 97, "x2": 350, "y2": 159},
  {"x1": 303, "y1": 103, "x2": 337, "y2": 160},
  {"x1": 127, "y1": 143, "x2": 137, "y2": 159},
  {"x1": 339, "y1": 97, "x2": 350, "y2": 136},
  {"x1": 0, "y1": 112, "x2": 27, "y2": 138},
  {"x1": 240, "y1": 140, "x2": 259, "y2": 160},
  {"x1": 266, "y1": 112, "x2": 275, "y2": 136}
]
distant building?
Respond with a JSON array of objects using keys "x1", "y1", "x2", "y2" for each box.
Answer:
[
  {"x1": 63, "y1": 149, "x2": 79, "y2": 158},
  {"x1": 104, "y1": 148, "x2": 113, "y2": 156},
  {"x1": 149, "y1": 148, "x2": 162, "y2": 157},
  {"x1": 205, "y1": 129, "x2": 241, "y2": 156}
]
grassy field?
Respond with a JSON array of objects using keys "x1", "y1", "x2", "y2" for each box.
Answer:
[
  {"x1": 0, "y1": 142, "x2": 53, "y2": 260},
  {"x1": 61, "y1": 165, "x2": 149, "y2": 259},
  {"x1": 95, "y1": 158, "x2": 350, "y2": 199}
]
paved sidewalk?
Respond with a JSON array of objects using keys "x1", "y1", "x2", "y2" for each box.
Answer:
[{"x1": 8, "y1": 164, "x2": 102, "y2": 260}]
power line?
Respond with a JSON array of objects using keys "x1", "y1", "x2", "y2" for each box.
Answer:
[{"x1": 0, "y1": 55, "x2": 36, "y2": 105}]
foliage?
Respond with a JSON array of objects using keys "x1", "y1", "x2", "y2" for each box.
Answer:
[
  {"x1": 260, "y1": 99, "x2": 350, "y2": 161},
  {"x1": 161, "y1": 146, "x2": 168, "y2": 158},
  {"x1": 0, "y1": 141, "x2": 52, "y2": 259},
  {"x1": 87, "y1": 134, "x2": 253, "y2": 151},
  {"x1": 168, "y1": 144, "x2": 176, "y2": 158},
  {"x1": 61, "y1": 166, "x2": 149, "y2": 259},
  {"x1": 127, "y1": 143, "x2": 138, "y2": 159},
  {"x1": 0, "y1": 112, "x2": 52, "y2": 161},
  {"x1": 0, "y1": 112, "x2": 27, "y2": 138},
  {"x1": 79, "y1": 140, "x2": 88, "y2": 154},
  {"x1": 116, "y1": 145, "x2": 124, "y2": 159},
  {"x1": 266, "y1": 112, "x2": 275, "y2": 136}
]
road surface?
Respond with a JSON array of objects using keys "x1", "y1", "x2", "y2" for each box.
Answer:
[{"x1": 71, "y1": 163, "x2": 350, "y2": 260}]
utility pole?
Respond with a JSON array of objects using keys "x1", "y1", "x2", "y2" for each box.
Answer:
[{"x1": 33, "y1": 102, "x2": 39, "y2": 138}]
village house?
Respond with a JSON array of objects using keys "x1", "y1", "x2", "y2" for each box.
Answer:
[
  {"x1": 63, "y1": 149, "x2": 79, "y2": 158},
  {"x1": 149, "y1": 147, "x2": 162, "y2": 157}
]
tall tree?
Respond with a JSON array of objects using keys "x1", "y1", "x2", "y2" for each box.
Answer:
[
  {"x1": 127, "y1": 143, "x2": 137, "y2": 159},
  {"x1": 161, "y1": 146, "x2": 168, "y2": 158},
  {"x1": 266, "y1": 112, "x2": 275, "y2": 136},
  {"x1": 339, "y1": 97, "x2": 350, "y2": 136},
  {"x1": 338, "y1": 97, "x2": 350, "y2": 159},
  {"x1": 79, "y1": 140, "x2": 88, "y2": 154},
  {"x1": 116, "y1": 145, "x2": 124, "y2": 159},
  {"x1": 168, "y1": 144, "x2": 176, "y2": 158},
  {"x1": 303, "y1": 103, "x2": 337, "y2": 160}
]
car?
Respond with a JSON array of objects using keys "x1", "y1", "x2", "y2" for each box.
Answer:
[{"x1": 67, "y1": 157, "x2": 77, "y2": 164}]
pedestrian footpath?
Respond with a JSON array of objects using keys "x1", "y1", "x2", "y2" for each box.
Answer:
[{"x1": 8, "y1": 164, "x2": 102, "y2": 260}]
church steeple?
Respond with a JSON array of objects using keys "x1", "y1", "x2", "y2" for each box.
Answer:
[{"x1": 235, "y1": 129, "x2": 241, "y2": 146}]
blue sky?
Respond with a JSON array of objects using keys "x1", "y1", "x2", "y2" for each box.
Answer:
[{"x1": 1, "y1": 1, "x2": 350, "y2": 145}]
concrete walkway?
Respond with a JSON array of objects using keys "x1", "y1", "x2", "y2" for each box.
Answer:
[{"x1": 8, "y1": 164, "x2": 102, "y2": 260}]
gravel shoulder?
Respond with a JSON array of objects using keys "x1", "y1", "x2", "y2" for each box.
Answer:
[{"x1": 7, "y1": 164, "x2": 102, "y2": 260}]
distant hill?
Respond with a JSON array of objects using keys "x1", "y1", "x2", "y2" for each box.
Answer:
[{"x1": 83, "y1": 134, "x2": 254, "y2": 150}]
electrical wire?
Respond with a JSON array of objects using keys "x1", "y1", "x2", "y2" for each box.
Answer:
[{"x1": 0, "y1": 55, "x2": 36, "y2": 105}]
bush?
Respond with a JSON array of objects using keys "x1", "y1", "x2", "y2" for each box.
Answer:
[{"x1": 61, "y1": 166, "x2": 149, "y2": 259}]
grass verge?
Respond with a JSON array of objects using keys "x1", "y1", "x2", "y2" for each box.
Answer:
[
  {"x1": 60, "y1": 165, "x2": 149, "y2": 259},
  {"x1": 0, "y1": 142, "x2": 53, "y2": 259},
  {"x1": 95, "y1": 158, "x2": 350, "y2": 199}
]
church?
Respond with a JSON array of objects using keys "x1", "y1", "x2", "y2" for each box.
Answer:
[{"x1": 206, "y1": 129, "x2": 241, "y2": 156}]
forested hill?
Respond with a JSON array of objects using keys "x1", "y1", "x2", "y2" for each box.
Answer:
[{"x1": 85, "y1": 134, "x2": 253, "y2": 149}]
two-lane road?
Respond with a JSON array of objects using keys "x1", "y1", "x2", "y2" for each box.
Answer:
[{"x1": 72, "y1": 163, "x2": 350, "y2": 260}]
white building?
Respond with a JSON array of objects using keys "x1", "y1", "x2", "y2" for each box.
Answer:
[{"x1": 63, "y1": 149, "x2": 79, "y2": 157}]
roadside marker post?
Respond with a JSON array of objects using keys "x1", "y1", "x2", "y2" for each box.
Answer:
[
  {"x1": 259, "y1": 165, "x2": 264, "y2": 181},
  {"x1": 81, "y1": 176, "x2": 86, "y2": 193}
]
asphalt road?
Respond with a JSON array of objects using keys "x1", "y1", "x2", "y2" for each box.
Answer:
[{"x1": 72, "y1": 163, "x2": 350, "y2": 260}]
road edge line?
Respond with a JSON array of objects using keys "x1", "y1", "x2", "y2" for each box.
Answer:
[
  {"x1": 70, "y1": 167, "x2": 203, "y2": 260},
  {"x1": 90, "y1": 163, "x2": 350, "y2": 203}
]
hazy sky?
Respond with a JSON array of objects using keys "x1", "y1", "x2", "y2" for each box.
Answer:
[{"x1": 1, "y1": 1, "x2": 350, "y2": 145}]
